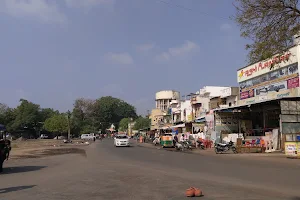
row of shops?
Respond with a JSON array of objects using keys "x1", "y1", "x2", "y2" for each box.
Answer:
[{"x1": 153, "y1": 45, "x2": 300, "y2": 156}]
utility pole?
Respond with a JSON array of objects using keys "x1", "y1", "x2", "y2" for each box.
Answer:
[{"x1": 67, "y1": 110, "x2": 71, "y2": 141}]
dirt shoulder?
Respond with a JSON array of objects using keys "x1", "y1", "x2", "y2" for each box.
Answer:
[{"x1": 9, "y1": 139, "x2": 91, "y2": 159}]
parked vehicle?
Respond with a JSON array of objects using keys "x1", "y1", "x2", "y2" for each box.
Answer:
[
  {"x1": 153, "y1": 137, "x2": 160, "y2": 146},
  {"x1": 215, "y1": 141, "x2": 237, "y2": 154},
  {"x1": 197, "y1": 140, "x2": 205, "y2": 150},
  {"x1": 81, "y1": 133, "x2": 96, "y2": 140},
  {"x1": 182, "y1": 140, "x2": 194, "y2": 150},
  {"x1": 174, "y1": 141, "x2": 183, "y2": 151},
  {"x1": 114, "y1": 135, "x2": 130, "y2": 147},
  {"x1": 40, "y1": 134, "x2": 50, "y2": 139},
  {"x1": 160, "y1": 134, "x2": 173, "y2": 148}
]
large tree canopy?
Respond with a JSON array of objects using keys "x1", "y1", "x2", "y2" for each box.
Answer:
[
  {"x1": 39, "y1": 108, "x2": 59, "y2": 122},
  {"x1": 44, "y1": 114, "x2": 68, "y2": 134},
  {"x1": 234, "y1": 0, "x2": 300, "y2": 63},
  {"x1": 133, "y1": 116, "x2": 151, "y2": 130},
  {"x1": 72, "y1": 98, "x2": 95, "y2": 135},
  {"x1": 119, "y1": 118, "x2": 130, "y2": 131},
  {"x1": 94, "y1": 96, "x2": 137, "y2": 130},
  {"x1": 10, "y1": 99, "x2": 40, "y2": 131},
  {"x1": 0, "y1": 103, "x2": 15, "y2": 127}
]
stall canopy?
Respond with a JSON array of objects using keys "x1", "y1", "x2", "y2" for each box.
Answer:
[
  {"x1": 194, "y1": 117, "x2": 206, "y2": 123},
  {"x1": 171, "y1": 123, "x2": 185, "y2": 128},
  {"x1": 160, "y1": 126, "x2": 171, "y2": 130}
]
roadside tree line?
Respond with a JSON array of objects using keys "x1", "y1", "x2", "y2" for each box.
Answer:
[{"x1": 0, "y1": 96, "x2": 144, "y2": 139}]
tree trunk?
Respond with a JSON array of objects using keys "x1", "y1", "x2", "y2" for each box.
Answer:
[{"x1": 0, "y1": 154, "x2": 4, "y2": 173}]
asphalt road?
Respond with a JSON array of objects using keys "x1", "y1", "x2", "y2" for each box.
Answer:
[{"x1": 1, "y1": 139, "x2": 300, "y2": 200}]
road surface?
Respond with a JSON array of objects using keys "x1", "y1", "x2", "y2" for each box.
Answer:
[{"x1": 1, "y1": 139, "x2": 300, "y2": 200}]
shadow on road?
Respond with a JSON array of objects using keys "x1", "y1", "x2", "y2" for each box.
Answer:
[
  {"x1": 0, "y1": 185, "x2": 36, "y2": 194},
  {"x1": 1, "y1": 166, "x2": 46, "y2": 174},
  {"x1": 291, "y1": 197, "x2": 300, "y2": 200}
]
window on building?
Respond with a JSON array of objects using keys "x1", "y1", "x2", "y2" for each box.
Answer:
[{"x1": 229, "y1": 102, "x2": 232, "y2": 107}]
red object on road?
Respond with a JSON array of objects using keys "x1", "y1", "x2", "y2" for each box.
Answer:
[
  {"x1": 194, "y1": 187, "x2": 202, "y2": 197},
  {"x1": 185, "y1": 187, "x2": 195, "y2": 197}
]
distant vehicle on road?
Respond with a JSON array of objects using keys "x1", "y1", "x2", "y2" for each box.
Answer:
[
  {"x1": 40, "y1": 134, "x2": 50, "y2": 139},
  {"x1": 114, "y1": 135, "x2": 130, "y2": 147},
  {"x1": 81, "y1": 134, "x2": 96, "y2": 140}
]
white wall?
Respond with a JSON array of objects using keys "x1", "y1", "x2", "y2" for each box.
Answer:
[
  {"x1": 226, "y1": 96, "x2": 238, "y2": 107},
  {"x1": 194, "y1": 96, "x2": 210, "y2": 117},
  {"x1": 155, "y1": 90, "x2": 180, "y2": 100},
  {"x1": 199, "y1": 86, "x2": 228, "y2": 97},
  {"x1": 180, "y1": 100, "x2": 192, "y2": 121}
]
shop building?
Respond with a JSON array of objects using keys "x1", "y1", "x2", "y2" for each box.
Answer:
[
  {"x1": 215, "y1": 45, "x2": 300, "y2": 152},
  {"x1": 155, "y1": 90, "x2": 180, "y2": 111}
]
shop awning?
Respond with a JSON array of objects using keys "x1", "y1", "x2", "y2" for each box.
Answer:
[
  {"x1": 194, "y1": 117, "x2": 206, "y2": 123},
  {"x1": 171, "y1": 123, "x2": 185, "y2": 128},
  {"x1": 160, "y1": 126, "x2": 171, "y2": 130}
]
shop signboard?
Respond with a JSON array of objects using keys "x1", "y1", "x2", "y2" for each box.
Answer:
[
  {"x1": 255, "y1": 81, "x2": 287, "y2": 96},
  {"x1": 220, "y1": 87, "x2": 232, "y2": 98},
  {"x1": 285, "y1": 142, "x2": 299, "y2": 157},
  {"x1": 238, "y1": 59, "x2": 300, "y2": 105},
  {"x1": 187, "y1": 114, "x2": 193, "y2": 122},
  {"x1": 287, "y1": 77, "x2": 299, "y2": 89},
  {"x1": 239, "y1": 88, "x2": 299, "y2": 105},
  {"x1": 237, "y1": 46, "x2": 298, "y2": 83},
  {"x1": 240, "y1": 89, "x2": 254, "y2": 100}
]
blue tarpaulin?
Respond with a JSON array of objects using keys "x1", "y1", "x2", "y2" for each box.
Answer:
[{"x1": 195, "y1": 117, "x2": 206, "y2": 123}]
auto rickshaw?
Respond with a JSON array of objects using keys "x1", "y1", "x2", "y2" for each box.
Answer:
[
  {"x1": 160, "y1": 133, "x2": 174, "y2": 148},
  {"x1": 0, "y1": 125, "x2": 11, "y2": 173}
]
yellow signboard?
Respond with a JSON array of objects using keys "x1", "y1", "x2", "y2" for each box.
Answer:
[
  {"x1": 285, "y1": 142, "x2": 300, "y2": 157},
  {"x1": 187, "y1": 114, "x2": 193, "y2": 122}
]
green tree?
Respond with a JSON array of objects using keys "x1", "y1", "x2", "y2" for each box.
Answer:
[
  {"x1": 119, "y1": 118, "x2": 130, "y2": 131},
  {"x1": 10, "y1": 99, "x2": 40, "y2": 137},
  {"x1": 72, "y1": 98, "x2": 95, "y2": 135},
  {"x1": 39, "y1": 108, "x2": 59, "y2": 122},
  {"x1": 0, "y1": 104, "x2": 15, "y2": 127},
  {"x1": 133, "y1": 116, "x2": 151, "y2": 130},
  {"x1": 93, "y1": 96, "x2": 137, "y2": 131},
  {"x1": 234, "y1": 0, "x2": 300, "y2": 63},
  {"x1": 44, "y1": 114, "x2": 68, "y2": 137}
]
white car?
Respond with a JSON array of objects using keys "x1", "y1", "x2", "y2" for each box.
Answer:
[
  {"x1": 81, "y1": 134, "x2": 95, "y2": 140},
  {"x1": 114, "y1": 135, "x2": 130, "y2": 147}
]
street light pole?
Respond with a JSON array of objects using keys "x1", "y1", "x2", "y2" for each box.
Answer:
[{"x1": 67, "y1": 110, "x2": 71, "y2": 141}]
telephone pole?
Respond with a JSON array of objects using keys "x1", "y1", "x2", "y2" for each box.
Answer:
[{"x1": 67, "y1": 110, "x2": 71, "y2": 141}]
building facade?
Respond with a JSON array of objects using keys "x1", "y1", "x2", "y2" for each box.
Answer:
[
  {"x1": 155, "y1": 90, "x2": 180, "y2": 111},
  {"x1": 237, "y1": 46, "x2": 299, "y2": 105}
]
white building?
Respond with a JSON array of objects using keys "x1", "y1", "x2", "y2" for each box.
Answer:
[
  {"x1": 199, "y1": 86, "x2": 229, "y2": 98},
  {"x1": 155, "y1": 90, "x2": 180, "y2": 111},
  {"x1": 180, "y1": 100, "x2": 193, "y2": 122},
  {"x1": 170, "y1": 99, "x2": 181, "y2": 123}
]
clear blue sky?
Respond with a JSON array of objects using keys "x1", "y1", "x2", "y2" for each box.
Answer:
[{"x1": 0, "y1": 0, "x2": 249, "y2": 115}]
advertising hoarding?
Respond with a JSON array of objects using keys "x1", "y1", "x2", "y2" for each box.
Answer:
[{"x1": 237, "y1": 46, "x2": 298, "y2": 83}]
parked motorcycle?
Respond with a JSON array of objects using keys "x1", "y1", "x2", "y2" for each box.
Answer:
[
  {"x1": 182, "y1": 140, "x2": 194, "y2": 150},
  {"x1": 174, "y1": 141, "x2": 184, "y2": 151},
  {"x1": 153, "y1": 137, "x2": 160, "y2": 146},
  {"x1": 197, "y1": 140, "x2": 205, "y2": 150},
  {"x1": 215, "y1": 141, "x2": 237, "y2": 154}
]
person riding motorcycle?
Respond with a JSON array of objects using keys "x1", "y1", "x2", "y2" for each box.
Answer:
[{"x1": 0, "y1": 135, "x2": 11, "y2": 173}]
